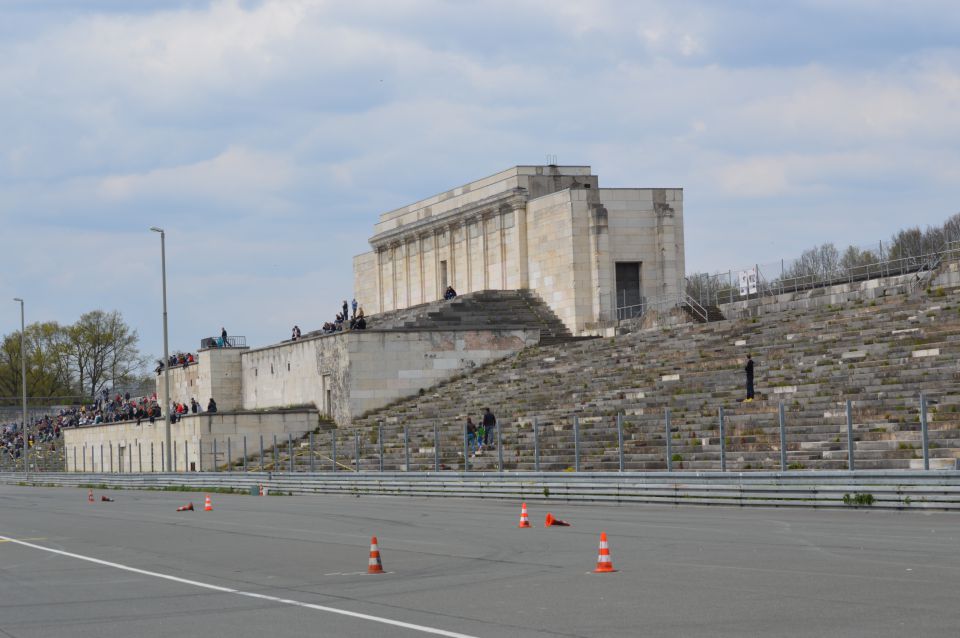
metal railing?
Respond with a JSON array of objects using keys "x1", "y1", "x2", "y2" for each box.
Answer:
[
  {"x1": 50, "y1": 394, "x2": 958, "y2": 477},
  {"x1": 200, "y1": 335, "x2": 247, "y2": 349},
  {"x1": 687, "y1": 241, "x2": 960, "y2": 308}
]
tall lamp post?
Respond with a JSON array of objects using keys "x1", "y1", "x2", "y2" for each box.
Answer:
[
  {"x1": 13, "y1": 298, "x2": 27, "y2": 479},
  {"x1": 150, "y1": 227, "x2": 173, "y2": 472}
]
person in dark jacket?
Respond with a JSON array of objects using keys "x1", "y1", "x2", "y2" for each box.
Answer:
[
  {"x1": 744, "y1": 354, "x2": 755, "y2": 402},
  {"x1": 207, "y1": 398, "x2": 218, "y2": 413},
  {"x1": 482, "y1": 407, "x2": 497, "y2": 447}
]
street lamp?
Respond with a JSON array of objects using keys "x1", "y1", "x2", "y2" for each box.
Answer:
[
  {"x1": 12, "y1": 298, "x2": 27, "y2": 479},
  {"x1": 150, "y1": 227, "x2": 173, "y2": 472}
]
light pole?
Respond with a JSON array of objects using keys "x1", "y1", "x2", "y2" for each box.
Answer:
[
  {"x1": 150, "y1": 227, "x2": 173, "y2": 472},
  {"x1": 13, "y1": 298, "x2": 27, "y2": 479}
]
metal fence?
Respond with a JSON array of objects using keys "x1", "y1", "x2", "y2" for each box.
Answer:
[
  {"x1": 687, "y1": 241, "x2": 960, "y2": 309},
  {"x1": 43, "y1": 393, "x2": 957, "y2": 477}
]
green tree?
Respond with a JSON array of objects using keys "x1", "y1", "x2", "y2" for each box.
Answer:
[
  {"x1": 65, "y1": 310, "x2": 146, "y2": 398},
  {"x1": 0, "y1": 322, "x2": 74, "y2": 406}
]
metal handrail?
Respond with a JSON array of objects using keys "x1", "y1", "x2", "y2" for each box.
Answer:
[{"x1": 200, "y1": 336, "x2": 247, "y2": 349}]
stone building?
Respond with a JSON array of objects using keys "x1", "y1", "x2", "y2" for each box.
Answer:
[{"x1": 353, "y1": 165, "x2": 685, "y2": 333}]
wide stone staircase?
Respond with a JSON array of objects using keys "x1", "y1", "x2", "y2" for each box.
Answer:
[{"x1": 243, "y1": 278, "x2": 960, "y2": 473}]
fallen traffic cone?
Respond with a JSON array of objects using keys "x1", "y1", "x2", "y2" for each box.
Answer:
[
  {"x1": 518, "y1": 502, "x2": 532, "y2": 528},
  {"x1": 367, "y1": 536, "x2": 385, "y2": 574},
  {"x1": 258, "y1": 484, "x2": 264, "y2": 496},
  {"x1": 176, "y1": 502, "x2": 194, "y2": 512},
  {"x1": 100, "y1": 495, "x2": 114, "y2": 502},
  {"x1": 88, "y1": 489, "x2": 94, "y2": 503},
  {"x1": 544, "y1": 512, "x2": 570, "y2": 527},
  {"x1": 593, "y1": 532, "x2": 616, "y2": 573},
  {"x1": 204, "y1": 494, "x2": 213, "y2": 511}
]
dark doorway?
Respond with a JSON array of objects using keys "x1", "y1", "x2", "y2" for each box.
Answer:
[{"x1": 615, "y1": 262, "x2": 643, "y2": 319}]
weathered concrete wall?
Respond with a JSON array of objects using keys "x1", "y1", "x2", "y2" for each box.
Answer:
[
  {"x1": 62, "y1": 409, "x2": 318, "y2": 472},
  {"x1": 240, "y1": 328, "x2": 538, "y2": 426},
  {"x1": 156, "y1": 347, "x2": 245, "y2": 412}
]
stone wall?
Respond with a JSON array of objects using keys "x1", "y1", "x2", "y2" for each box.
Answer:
[
  {"x1": 156, "y1": 347, "x2": 245, "y2": 412},
  {"x1": 240, "y1": 328, "x2": 539, "y2": 426},
  {"x1": 62, "y1": 409, "x2": 318, "y2": 472}
]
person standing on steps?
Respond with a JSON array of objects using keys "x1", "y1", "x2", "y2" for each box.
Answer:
[
  {"x1": 744, "y1": 354, "x2": 755, "y2": 402},
  {"x1": 482, "y1": 407, "x2": 497, "y2": 448}
]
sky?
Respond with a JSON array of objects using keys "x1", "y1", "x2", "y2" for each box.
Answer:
[{"x1": 1, "y1": 0, "x2": 958, "y2": 360}]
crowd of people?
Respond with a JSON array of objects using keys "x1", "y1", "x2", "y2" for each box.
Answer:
[
  {"x1": 319, "y1": 298, "x2": 366, "y2": 335},
  {"x1": 155, "y1": 351, "x2": 196, "y2": 374}
]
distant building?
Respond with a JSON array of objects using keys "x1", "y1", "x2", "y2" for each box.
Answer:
[{"x1": 353, "y1": 164, "x2": 685, "y2": 333}]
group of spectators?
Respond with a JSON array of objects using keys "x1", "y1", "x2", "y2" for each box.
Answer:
[
  {"x1": 320, "y1": 298, "x2": 366, "y2": 335},
  {"x1": 156, "y1": 352, "x2": 196, "y2": 374},
  {"x1": 1, "y1": 413, "x2": 63, "y2": 460},
  {"x1": 465, "y1": 408, "x2": 497, "y2": 456}
]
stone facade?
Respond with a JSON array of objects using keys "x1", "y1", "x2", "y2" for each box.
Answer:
[
  {"x1": 155, "y1": 328, "x2": 538, "y2": 430},
  {"x1": 353, "y1": 165, "x2": 685, "y2": 333}
]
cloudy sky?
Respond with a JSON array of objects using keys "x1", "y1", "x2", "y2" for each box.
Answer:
[{"x1": 1, "y1": 0, "x2": 958, "y2": 359}]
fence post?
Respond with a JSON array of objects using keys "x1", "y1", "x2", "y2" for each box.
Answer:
[
  {"x1": 497, "y1": 421, "x2": 503, "y2": 472},
  {"x1": 74, "y1": 446, "x2": 78, "y2": 473},
  {"x1": 779, "y1": 402, "x2": 787, "y2": 471},
  {"x1": 463, "y1": 421, "x2": 469, "y2": 471},
  {"x1": 573, "y1": 416, "x2": 580, "y2": 472},
  {"x1": 617, "y1": 413, "x2": 625, "y2": 472},
  {"x1": 243, "y1": 436, "x2": 248, "y2": 472},
  {"x1": 403, "y1": 424, "x2": 410, "y2": 472},
  {"x1": 194, "y1": 439, "x2": 198, "y2": 472},
  {"x1": 665, "y1": 408, "x2": 672, "y2": 472},
  {"x1": 137, "y1": 443, "x2": 141, "y2": 473},
  {"x1": 83, "y1": 446, "x2": 87, "y2": 472},
  {"x1": 184, "y1": 440, "x2": 189, "y2": 471},
  {"x1": 259, "y1": 435, "x2": 264, "y2": 472},
  {"x1": 154, "y1": 444, "x2": 158, "y2": 473},
  {"x1": 533, "y1": 417, "x2": 540, "y2": 472},
  {"x1": 109, "y1": 443, "x2": 113, "y2": 473},
  {"x1": 846, "y1": 399, "x2": 855, "y2": 471},
  {"x1": 227, "y1": 438, "x2": 231, "y2": 472},
  {"x1": 289, "y1": 433, "x2": 294, "y2": 473},
  {"x1": 920, "y1": 392, "x2": 930, "y2": 471},
  {"x1": 378, "y1": 423, "x2": 384, "y2": 472},
  {"x1": 309, "y1": 432, "x2": 315, "y2": 472},
  {"x1": 331, "y1": 434, "x2": 337, "y2": 472},
  {"x1": 434, "y1": 423, "x2": 440, "y2": 472},
  {"x1": 355, "y1": 432, "x2": 361, "y2": 472},
  {"x1": 272, "y1": 434, "x2": 278, "y2": 470},
  {"x1": 718, "y1": 407, "x2": 726, "y2": 472},
  {"x1": 213, "y1": 438, "x2": 218, "y2": 472}
]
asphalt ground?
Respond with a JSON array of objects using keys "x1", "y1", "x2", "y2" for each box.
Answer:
[{"x1": 0, "y1": 485, "x2": 958, "y2": 637}]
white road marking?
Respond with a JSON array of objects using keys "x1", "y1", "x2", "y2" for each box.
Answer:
[{"x1": 0, "y1": 535, "x2": 478, "y2": 638}]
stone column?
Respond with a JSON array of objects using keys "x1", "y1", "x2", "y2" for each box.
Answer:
[
  {"x1": 465, "y1": 218, "x2": 474, "y2": 293},
  {"x1": 481, "y1": 213, "x2": 489, "y2": 290},
  {"x1": 433, "y1": 231, "x2": 440, "y2": 300},
  {"x1": 403, "y1": 240, "x2": 411, "y2": 308},
  {"x1": 514, "y1": 204, "x2": 529, "y2": 288},
  {"x1": 499, "y1": 210, "x2": 507, "y2": 289},
  {"x1": 418, "y1": 235, "x2": 425, "y2": 305},
  {"x1": 376, "y1": 248, "x2": 384, "y2": 314},
  {"x1": 448, "y1": 223, "x2": 457, "y2": 292},
  {"x1": 390, "y1": 243, "x2": 399, "y2": 310}
]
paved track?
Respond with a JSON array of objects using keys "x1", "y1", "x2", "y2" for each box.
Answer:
[{"x1": 0, "y1": 484, "x2": 958, "y2": 637}]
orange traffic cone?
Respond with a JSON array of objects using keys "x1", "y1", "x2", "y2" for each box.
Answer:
[
  {"x1": 593, "y1": 532, "x2": 616, "y2": 573},
  {"x1": 367, "y1": 536, "x2": 384, "y2": 574},
  {"x1": 258, "y1": 484, "x2": 264, "y2": 496},
  {"x1": 100, "y1": 495, "x2": 114, "y2": 502},
  {"x1": 544, "y1": 513, "x2": 570, "y2": 527},
  {"x1": 176, "y1": 502, "x2": 194, "y2": 512},
  {"x1": 204, "y1": 494, "x2": 213, "y2": 511},
  {"x1": 88, "y1": 489, "x2": 94, "y2": 503},
  {"x1": 518, "y1": 502, "x2": 532, "y2": 528}
]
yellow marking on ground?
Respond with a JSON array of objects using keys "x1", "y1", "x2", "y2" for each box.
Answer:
[{"x1": 0, "y1": 537, "x2": 47, "y2": 543}]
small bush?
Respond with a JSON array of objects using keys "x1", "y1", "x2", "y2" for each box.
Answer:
[{"x1": 842, "y1": 492, "x2": 875, "y2": 507}]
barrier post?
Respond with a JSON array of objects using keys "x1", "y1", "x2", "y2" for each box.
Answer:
[
  {"x1": 272, "y1": 434, "x2": 278, "y2": 470},
  {"x1": 331, "y1": 434, "x2": 337, "y2": 472},
  {"x1": 289, "y1": 433, "x2": 294, "y2": 472},
  {"x1": 259, "y1": 435, "x2": 264, "y2": 472},
  {"x1": 378, "y1": 422, "x2": 384, "y2": 472},
  {"x1": 779, "y1": 402, "x2": 787, "y2": 471},
  {"x1": 497, "y1": 421, "x2": 503, "y2": 473},
  {"x1": 617, "y1": 413, "x2": 625, "y2": 472},
  {"x1": 309, "y1": 432, "x2": 315, "y2": 472},
  {"x1": 172, "y1": 442, "x2": 176, "y2": 472},
  {"x1": 83, "y1": 446, "x2": 87, "y2": 472},
  {"x1": 188, "y1": 440, "x2": 193, "y2": 472},
  {"x1": 434, "y1": 423, "x2": 440, "y2": 472},
  {"x1": 227, "y1": 438, "x2": 231, "y2": 472},
  {"x1": 533, "y1": 417, "x2": 540, "y2": 472},
  {"x1": 920, "y1": 393, "x2": 930, "y2": 470},
  {"x1": 355, "y1": 432, "x2": 361, "y2": 472},
  {"x1": 573, "y1": 416, "x2": 580, "y2": 472},
  {"x1": 74, "y1": 446, "x2": 78, "y2": 473},
  {"x1": 463, "y1": 421, "x2": 469, "y2": 471},
  {"x1": 137, "y1": 443, "x2": 141, "y2": 473},
  {"x1": 213, "y1": 438, "x2": 218, "y2": 472},
  {"x1": 846, "y1": 399, "x2": 855, "y2": 471},
  {"x1": 403, "y1": 424, "x2": 410, "y2": 472},
  {"x1": 718, "y1": 407, "x2": 726, "y2": 472},
  {"x1": 243, "y1": 436, "x2": 248, "y2": 472},
  {"x1": 665, "y1": 408, "x2": 672, "y2": 472}
]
